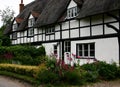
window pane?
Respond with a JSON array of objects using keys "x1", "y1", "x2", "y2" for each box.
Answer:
[
  {"x1": 84, "y1": 51, "x2": 88, "y2": 56},
  {"x1": 90, "y1": 43, "x2": 94, "y2": 49},
  {"x1": 79, "y1": 51, "x2": 82, "y2": 56},
  {"x1": 90, "y1": 51, "x2": 95, "y2": 56},
  {"x1": 79, "y1": 45, "x2": 82, "y2": 51},
  {"x1": 84, "y1": 44, "x2": 88, "y2": 50}
]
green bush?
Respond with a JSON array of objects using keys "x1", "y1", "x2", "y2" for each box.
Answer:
[
  {"x1": 0, "y1": 45, "x2": 46, "y2": 65},
  {"x1": 62, "y1": 69, "x2": 85, "y2": 85},
  {"x1": 13, "y1": 55, "x2": 33, "y2": 65},
  {"x1": 82, "y1": 61, "x2": 118, "y2": 81},
  {"x1": 0, "y1": 64, "x2": 38, "y2": 77},
  {"x1": 37, "y1": 70, "x2": 59, "y2": 84},
  {"x1": 97, "y1": 62, "x2": 118, "y2": 80}
]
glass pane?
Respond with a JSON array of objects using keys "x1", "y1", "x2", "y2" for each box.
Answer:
[
  {"x1": 79, "y1": 45, "x2": 82, "y2": 51},
  {"x1": 84, "y1": 51, "x2": 88, "y2": 56},
  {"x1": 79, "y1": 51, "x2": 82, "y2": 56},
  {"x1": 84, "y1": 44, "x2": 88, "y2": 51},
  {"x1": 90, "y1": 43, "x2": 94, "y2": 50},
  {"x1": 90, "y1": 51, "x2": 95, "y2": 56}
]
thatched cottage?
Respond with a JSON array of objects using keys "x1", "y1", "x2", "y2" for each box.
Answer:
[{"x1": 4, "y1": 0, "x2": 120, "y2": 65}]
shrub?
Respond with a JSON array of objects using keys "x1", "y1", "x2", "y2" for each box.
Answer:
[
  {"x1": 37, "y1": 70, "x2": 59, "y2": 84},
  {"x1": 0, "y1": 64, "x2": 38, "y2": 77},
  {"x1": 97, "y1": 62, "x2": 118, "y2": 80},
  {"x1": 82, "y1": 61, "x2": 118, "y2": 81},
  {"x1": 62, "y1": 69, "x2": 86, "y2": 85},
  {"x1": 13, "y1": 55, "x2": 33, "y2": 65},
  {"x1": 0, "y1": 45, "x2": 46, "y2": 65}
]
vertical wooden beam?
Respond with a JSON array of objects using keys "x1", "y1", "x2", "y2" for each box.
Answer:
[
  {"x1": 90, "y1": 17, "x2": 92, "y2": 36},
  {"x1": 102, "y1": 14, "x2": 105, "y2": 35},
  {"x1": 119, "y1": 10, "x2": 120, "y2": 65}
]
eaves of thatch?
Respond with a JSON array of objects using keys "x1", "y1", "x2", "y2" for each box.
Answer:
[
  {"x1": 34, "y1": 0, "x2": 71, "y2": 27},
  {"x1": 77, "y1": 0, "x2": 120, "y2": 19},
  {"x1": 3, "y1": 19, "x2": 15, "y2": 35},
  {"x1": 17, "y1": 0, "x2": 48, "y2": 31}
]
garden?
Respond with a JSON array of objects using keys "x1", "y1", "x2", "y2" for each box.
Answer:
[{"x1": 0, "y1": 45, "x2": 120, "y2": 87}]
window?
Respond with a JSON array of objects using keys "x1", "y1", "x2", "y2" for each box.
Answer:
[
  {"x1": 13, "y1": 24, "x2": 18, "y2": 31},
  {"x1": 28, "y1": 28, "x2": 34, "y2": 37},
  {"x1": 65, "y1": 41, "x2": 71, "y2": 52},
  {"x1": 76, "y1": 43, "x2": 95, "y2": 58},
  {"x1": 67, "y1": 6, "x2": 78, "y2": 19},
  {"x1": 54, "y1": 45, "x2": 57, "y2": 54},
  {"x1": 28, "y1": 18, "x2": 34, "y2": 27},
  {"x1": 12, "y1": 32, "x2": 17, "y2": 40},
  {"x1": 45, "y1": 26, "x2": 55, "y2": 34}
]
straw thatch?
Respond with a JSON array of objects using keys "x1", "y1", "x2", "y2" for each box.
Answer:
[
  {"x1": 77, "y1": 0, "x2": 120, "y2": 19},
  {"x1": 4, "y1": 0, "x2": 120, "y2": 34},
  {"x1": 34, "y1": 0, "x2": 71, "y2": 27}
]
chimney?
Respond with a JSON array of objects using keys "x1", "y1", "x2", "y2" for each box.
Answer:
[{"x1": 19, "y1": 0, "x2": 24, "y2": 13}]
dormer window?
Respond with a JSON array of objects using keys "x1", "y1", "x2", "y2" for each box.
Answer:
[
  {"x1": 28, "y1": 18, "x2": 35, "y2": 37},
  {"x1": 28, "y1": 28, "x2": 34, "y2": 37},
  {"x1": 45, "y1": 26, "x2": 55, "y2": 35},
  {"x1": 67, "y1": 6, "x2": 78, "y2": 19},
  {"x1": 13, "y1": 24, "x2": 18, "y2": 31},
  {"x1": 28, "y1": 18, "x2": 35, "y2": 27}
]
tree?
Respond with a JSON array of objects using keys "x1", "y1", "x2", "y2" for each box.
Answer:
[
  {"x1": 0, "y1": 25, "x2": 11, "y2": 46},
  {"x1": 0, "y1": 6, "x2": 15, "y2": 26}
]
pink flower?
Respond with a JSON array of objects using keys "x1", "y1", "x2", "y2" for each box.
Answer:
[
  {"x1": 67, "y1": 57, "x2": 72, "y2": 61},
  {"x1": 77, "y1": 56, "x2": 81, "y2": 59},
  {"x1": 72, "y1": 53, "x2": 76, "y2": 57}
]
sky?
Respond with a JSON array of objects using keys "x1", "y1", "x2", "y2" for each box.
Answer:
[{"x1": 0, "y1": 0, "x2": 34, "y2": 26}]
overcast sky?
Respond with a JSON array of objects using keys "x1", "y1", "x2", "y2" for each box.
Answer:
[{"x1": 0, "y1": 0, "x2": 34, "y2": 26}]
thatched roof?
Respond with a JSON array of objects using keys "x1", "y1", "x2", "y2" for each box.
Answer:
[
  {"x1": 4, "y1": 0, "x2": 120, "y2": 34},
  {"x1": 17, "y1": 0, "x2": 48, "y2": 31},
  {"x1": 4, "y1": 19, "x2": 15, "y2": 35},
  {"x1": 77, "y1": 0, "x2": 120, "y2": 19},
  {"x1": 34, "y1": 0, "x2": 71, "y2": 27}
]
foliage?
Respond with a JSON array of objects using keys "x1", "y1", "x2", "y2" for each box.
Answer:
[
  {"x1": 0, "y1": 64, "x2": 38, "y2": 77},
  {"x1": 0, "y1": 45, "x2": 46, "y2": 65},
  {"x1": 0, "y1": 6, "x2": 15, "y2": 25},
  {"x1": 81, "y1": 61, "x2": 118, "y2": 81},
  {"x1": 0, "y1": 25, "x2": 11, "y2": 46},
  {"x1": 37, "y1": 70, "x2": 59, "y2": 84}
]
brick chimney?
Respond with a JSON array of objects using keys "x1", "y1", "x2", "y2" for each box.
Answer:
[{"x1": 19, "y1": 0, "x2": 24, "y2": 13}]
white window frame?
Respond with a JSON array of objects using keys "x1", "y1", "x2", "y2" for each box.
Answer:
[
  {"x1": 45, "y1": 26, "x2": 55, "y2": 35},
  {"x1": 13, "y1": 24, "x2": 18, "y2": 31},
  {"x1": 12, "y1": 32, "x2": 17, "y2": 40},
  {"x1": 28, "y1": 18, "x2": 35, "y2": 27},
  {"x1": 67, "y1": 6, "x2": 78, "y2": 19},
  {"x1": 64, "y1": 41, "x2": 71, "y2": 52},
  {"x1": 28, "y1": 28, "x2": 34, "y2": 37},
  {"x1": 76, "y1": 43, "x2": 95, "y2": 58}
]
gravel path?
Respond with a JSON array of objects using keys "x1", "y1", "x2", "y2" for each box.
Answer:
[{"x1": 0, "y1": 76, "x2": 33, "y2": 87}]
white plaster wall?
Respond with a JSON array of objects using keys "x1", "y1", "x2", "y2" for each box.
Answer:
[
  {"x1": 42, "y1": 42, "x2": 58, "y2": 56},
  {"x1": 71, "y1": 38, "x2": 119, "y2": 65},
  {"x1": 68, "y1": 0, "x2": 77, "y2": 8}
]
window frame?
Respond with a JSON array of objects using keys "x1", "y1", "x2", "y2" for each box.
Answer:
[
  {"x1": 27, "y1": 28, "x2": 34, "y2": 37},
  {"x1": 45, "y1": 26, "x2": 55, "y2": 35},
  {"x1": 76, "y1": 43, "x2": 95, "y2": 58},
  {"x1": 64, "y1": 41, "x2": 71, "y2": 52},
  {"x1": 13, "y1": 23, "x2": 18, "y2": 31},
  {"x1": 12, "y1": 32, "x2": 17, "y2": 40},
  {"x1": 53, "y1": 44, "x2": 57, "y2": 55},
  {"x1": 28, "y1": 18, "x2": 35, "y2": 27},
  {"x1": 66, "y1": 6, "x2": 78, "y2": 19}
]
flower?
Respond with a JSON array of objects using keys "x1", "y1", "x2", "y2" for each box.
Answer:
[{"x1": 77, "y1": 56, "x2": 81, "y2": 59}]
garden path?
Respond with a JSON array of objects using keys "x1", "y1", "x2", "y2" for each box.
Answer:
[{"x1": 0, "y1": 75, "x2": 33, "y2": 87}]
